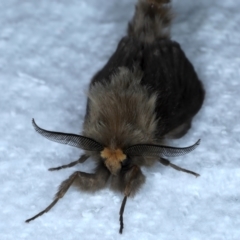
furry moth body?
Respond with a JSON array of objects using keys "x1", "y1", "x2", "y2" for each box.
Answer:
[{"x1": 26, "y1": 0, "x2": 205, "y2": 234}]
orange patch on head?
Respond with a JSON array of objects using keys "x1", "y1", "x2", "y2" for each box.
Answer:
[{"x1": 101, "y1": 148, "x2": 126, "y2": 175}]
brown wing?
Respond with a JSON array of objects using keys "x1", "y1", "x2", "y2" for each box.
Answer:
[{"x1": 141, "y1": 39, "x2": 205, "y2": 138}]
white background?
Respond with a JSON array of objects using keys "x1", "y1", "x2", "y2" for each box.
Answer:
[{"x1": 1, "y1": 0, "x2": 240, "y2": 239}]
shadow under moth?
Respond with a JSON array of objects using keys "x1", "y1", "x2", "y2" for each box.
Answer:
[{"x1": 26, "y1": 0, "x2": 205, "y2": 234}]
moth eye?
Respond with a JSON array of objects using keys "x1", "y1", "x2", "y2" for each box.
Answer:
[{"x1": 121, "y1": 158, "x2": 131, "y2": 167}]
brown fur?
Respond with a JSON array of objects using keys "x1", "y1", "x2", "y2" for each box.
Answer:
[
  {"x1": 128, "y1": 0, "x2": 173, "y2": 42},
  {"x1": 83, "y1": 67, "x2": 158, "y2": 150},
  {"x1": 101, "y1": 148, "x2": 126, "y2": 175}
]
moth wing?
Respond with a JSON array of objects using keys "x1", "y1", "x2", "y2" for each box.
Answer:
[
  {"x1": 91, "y1": 37, "x2": 142, "y2": 85},
  {"x1": 141, "y1": 40, "x2": 205, "y2": 138}
]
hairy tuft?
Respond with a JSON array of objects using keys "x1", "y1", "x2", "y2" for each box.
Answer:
[
  {"x1": 128, "y1": 0, "x2": 173, "y2": 42},
  {"x1": 83, "y1": 67, "x2": 158, "y2": 149}
]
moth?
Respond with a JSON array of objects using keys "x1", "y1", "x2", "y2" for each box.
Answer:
[{"x1": 26, "y1": 0, "x2": 204, "y2": 234}]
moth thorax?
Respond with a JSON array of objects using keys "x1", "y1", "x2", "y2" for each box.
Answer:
[{"x1": 100, "y1": 148, "x2": 126, "y2": 175}]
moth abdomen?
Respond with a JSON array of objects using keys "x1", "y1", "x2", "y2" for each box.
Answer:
[{"x1": 128, "y1": 0, "x2": 172, "y2": 43}]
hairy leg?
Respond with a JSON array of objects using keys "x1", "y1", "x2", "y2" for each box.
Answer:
[
  {"x1": 159, "y1": 157, "x2": 199, "y2": 177},
  {"x1": 48, "y1": 154, "x2": 89, "y2": 171},
  {"x1": 26, "y1": 163, "x2": 110, "y2": 223}
]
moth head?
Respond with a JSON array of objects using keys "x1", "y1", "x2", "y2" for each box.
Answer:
[
  {"x1": 32, "y1": 118, "x2": 200, "y2": 175},
  {"x1": 100, "y1": 148, "x2": 128, "y2": 175}
]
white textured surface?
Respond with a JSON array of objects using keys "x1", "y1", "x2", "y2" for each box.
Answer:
[{"x1": 1, "y1": 0, "x2": 240, "y2": 239}]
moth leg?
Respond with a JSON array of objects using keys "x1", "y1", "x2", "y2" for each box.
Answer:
[
  {"x1": 48, "y1": 154, "x2": 89, "y2": 171},
  {"x1": 119, "y1": 165, "x2": 142, "y2": 234},
  {"x1": 159, "y1": 157, "x2": 200, "y2": 177},
  {"x1": 26, "y1": 163, "x2": 110, "y2": 223}
]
